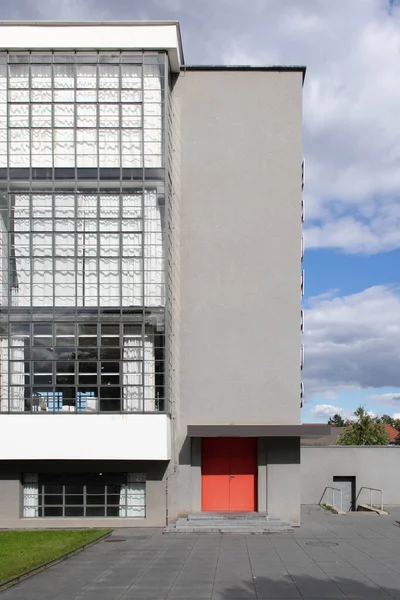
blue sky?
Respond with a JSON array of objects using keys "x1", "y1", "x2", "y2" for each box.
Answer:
[{"x1": 1, "y1": 0, "x2": 400, "y2": 422}]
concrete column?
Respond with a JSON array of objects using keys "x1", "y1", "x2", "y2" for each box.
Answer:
[
  {"x1": 257, "y1": 438, "x2": 267, "y2": 512},
  {"x1": 266, "y1": 437, "x2": 301, "y2": 525},
  {"x1": 0, "y1": 474, "x2": 21, "y2": 521},
  {"x1": 191, "y1": 437, "x2": 202, "y2": 512}
]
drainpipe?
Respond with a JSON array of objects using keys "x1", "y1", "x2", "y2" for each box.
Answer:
[{"x1": 165, "y1": 464, "x2": 177, "y2": 526}]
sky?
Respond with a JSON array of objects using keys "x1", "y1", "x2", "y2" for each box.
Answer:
[{"x1": 1, "y1": 0, "x2": 400, "y2": 422}]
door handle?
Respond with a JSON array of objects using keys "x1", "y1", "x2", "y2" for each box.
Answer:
[{"x1": 230, "y1": 475, "x2": 235, "y2": 479}]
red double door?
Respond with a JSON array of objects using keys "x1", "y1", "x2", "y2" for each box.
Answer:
[{"x1": 201, "y1": 438, "x2": 257, "y2": 512}]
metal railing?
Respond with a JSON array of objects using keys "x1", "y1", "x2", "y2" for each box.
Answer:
[
  {"x1": 319, "y1": 486, "x2": 343, "y2": 512},
  {"x1": 357, "y1": 487, "x2": 384, "y2": 511}
]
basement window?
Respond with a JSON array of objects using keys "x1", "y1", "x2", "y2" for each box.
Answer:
[{"x1": 22, "y1": 472, "x2": 146, "y2": 518}]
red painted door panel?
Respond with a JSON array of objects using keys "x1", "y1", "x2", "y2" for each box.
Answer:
[
  {"x1": 201, "y1": 438, "x2": 257, "y2": 511},
  {"x1": 201, "y1": 438, "x2": 230, "y2": 511},
  {"x1": 229, "y1": 438, "x2": 257, "y2": 511}
]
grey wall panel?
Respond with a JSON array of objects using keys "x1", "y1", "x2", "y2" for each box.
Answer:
[
  {"x1": 0, "y1": 474, "x2": 21, "y2": 520},
  {"x1": 266, "y1": 437, "x2": 301, "y2": 525},
  {"x1": 175, "y1": 69, "x2": 303, "y2": 428},
  {"x1": 301, "y1": 446, "x2": 400, "y2": 506}
]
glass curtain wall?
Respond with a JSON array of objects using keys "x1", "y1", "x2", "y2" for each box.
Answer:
[{"x1": 0, "y1": 51, "x2": 167, "y2": 413}]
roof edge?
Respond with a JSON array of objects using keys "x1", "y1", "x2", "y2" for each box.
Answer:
[
  {"x1": 183, "y1": 64, "x2": 306, "y2": 84},
  {"x1": 0, "y1": 20, "x2": 181, "y2": 26},
  {"x1": 187, "y1": 424, "x2": 330, "y2": 438},
  {"x1": 0, "y1": 21, "x2": 184, "y2": 68}
]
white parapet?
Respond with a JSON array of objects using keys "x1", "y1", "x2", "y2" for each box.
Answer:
[
  {"x1": 0, "y1": 414, "x2": 171, "y2": 460},
  {"x1": 0, "y1": 22, "x2": 183, "y2": 71}
]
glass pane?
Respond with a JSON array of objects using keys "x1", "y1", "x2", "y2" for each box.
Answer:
[
  {"x1": 44, "y1": 494, "x2": 63, "y2": 505},
  {"x1": 43, "y1": 507, "x2": 63, "y2": 517},
  {"x1": 86, "y1": 506, "x2": 105, "y2": 517},
  {"x1": 65, "y1": 506, "x2": 84, "y2": 517},
  {"x1": 106, "y1": 506, "x2": 120, "y2": 517},
  {"x1": 86, "y1": 495, "x2": 105, "y2": 505},
  {"x1": 79, "y1": 362, "x2": 97, "y2": 373},
  {"x1": 65, "y1": 495, "x2": 84, "y2": 505}
]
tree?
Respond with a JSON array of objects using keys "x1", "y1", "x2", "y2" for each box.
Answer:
[
  {"x1": 381, "y1": 414, "x2": 395, "y2": 426},
  {"x1": 328, "y1": 413, "x2": 346, "y2": 427},
  {"x1": 337, "y1": 406, "x2": 390, "y2": 446}
]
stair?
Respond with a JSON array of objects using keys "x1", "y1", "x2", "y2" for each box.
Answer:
[{"x1": 164, "y1": 512, "x2": 294, "y2": 534}]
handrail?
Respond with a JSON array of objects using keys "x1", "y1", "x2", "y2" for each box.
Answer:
[
  {"x1": 356, "y1": 487, "x2": 383, "y2": 511},
  {"x1": 319, "y1": 486, "x2": 343, "y2": 512}
]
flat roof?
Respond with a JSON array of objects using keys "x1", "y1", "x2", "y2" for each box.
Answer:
[
  {"x1": 0, "y1": 21, "x2": 184, "y2": 71},
  {"x1": 184, "y1": 64, "x2": 306, "y2": 84}
]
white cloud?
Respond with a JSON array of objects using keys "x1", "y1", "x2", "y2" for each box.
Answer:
[
  {"x1": 310, "y1": 404, "x2": 344, "y2": 418},
  {"x1": 310, "y1": 404, "x2": 358, "y2": 421},
  {"x1": 25, "y1": 0, "x2": 104, "y2": 20},
  {"x1": 2, "y1": 1, "x2": 400, "y2": 254},
  {"x1": 304, "y1": 285, "x2": 400, "y2": 396}
]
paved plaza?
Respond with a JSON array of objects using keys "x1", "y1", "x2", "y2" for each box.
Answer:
[{"x1": 3, "y1": 506, "x2": 400, "y2": 599}]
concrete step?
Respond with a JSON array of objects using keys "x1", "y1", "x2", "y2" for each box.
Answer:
[
  {"x1": 165, "y1": 525, "x2": 294, "y2": 534},
  {"x1": 357, "y1": 504, "x2": 388, "y2": 515},
  {"x1": 165, "y1": 514, "x2": 294, "y2": 534},
  {"x1": 187, "y1": 512, "x2": 280, "y2": 521}
]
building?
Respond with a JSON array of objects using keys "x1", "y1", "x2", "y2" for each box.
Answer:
[
  {"x1": 0, "y1": 21, "x2": 320, "y2": 528},
  {"x1": 301, "y1": 424, "x2": 399, "y2": 446}
]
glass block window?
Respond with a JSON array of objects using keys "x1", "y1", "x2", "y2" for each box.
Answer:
[
  {"x1": 0, "y1": 52, "x2": 165, "y2": 172},
  {"x1": 7, "y1": 191, "x2": 164, "y2": 308},
  {"x1": 0, "y1": 50, "x2": 169, "y2": 415},
  {"x1": 23, "y1": 473, "x2": 146, "y2": 518}
]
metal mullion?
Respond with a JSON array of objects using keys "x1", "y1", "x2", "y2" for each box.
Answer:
[
  {"x1": 50, "y1": 56, "x2": 56, "y2": 333},
  {"x1": 141, "y1": 53, "x2": 145, "y2": 414},
  {"x1": 96, "y1": 195, "x2": 100, "y2": 414},
  {"x1": 163, "y1": 53, "x2": 169, "y2": 415},
  {"x1": 125, "y1": 478, "x2": 128, "y2": 518},
  {"x1": 50, "y1": 56, "x2": 55, "y2": 191},
  {"x1": 28, "y1": 54, "x2": 32, "y2": 184},
  {"x1": 6, "y1": 62, "x2": 10, "y2": 411},
  {"x1": 73, "y1": 56, "x2": 78, "y2": 198},
  {"x1": 51, "y1": 151, "x2": 56, "y2": 343},
  {"x1": 97, "y1": 322, "x2": 101, "y2": 409},
  {"x1": 62, "y1": 483, "x2": 66, "y2": 517},
  {"x1": 118, "y1": 191, "x2": 123, "y2": 414},
  {"x1": 74, "y1": 148, "x2": 79, "y2": 330},
  {"x1": 105, "y1": 483, "x2": 107, "y2": 517},
  {"x1": 74, "y1": 56, "x2": 79, "y2": 333},
  {"x1": 118, "y1": 55, "x2": 123, "y2": 411},
  {"x1": 119, "y1": 54, "x2": 122, "y2": 184},
  {"x1": 96, "y1": 54, "x2": 100, "y2": 192}
]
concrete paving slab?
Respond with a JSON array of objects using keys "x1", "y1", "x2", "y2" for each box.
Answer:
[{"x1": 2, "y1": 507, "x2": 400, "y2": 599}]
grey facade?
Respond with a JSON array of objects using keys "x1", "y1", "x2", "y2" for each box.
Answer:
[
  {"x1": 0, "y1": 23, "x2": 306, "y2": 527},
  {"x1": 168, "y1": 67, "x2": 305, "y2": 525}
]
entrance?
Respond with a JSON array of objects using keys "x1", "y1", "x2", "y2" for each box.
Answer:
[
  {"x1": 201, "y1": 438, "x2": 257, "y2": 511},
  {"x1": 333, "y1": 476, "x2": 356, "y2": 512}
]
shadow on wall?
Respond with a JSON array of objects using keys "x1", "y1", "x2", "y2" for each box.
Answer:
[
  {"x1": 178, "y1": 436, "x2": 192, "y2": 466},
  {"x1": 220, "y1": 573, "x2": 400, "y2": 598}
]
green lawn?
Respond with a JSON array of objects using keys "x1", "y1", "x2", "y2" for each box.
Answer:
[{"x1": 0, "y1": 529, "x2": 111, "y2": 584}]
